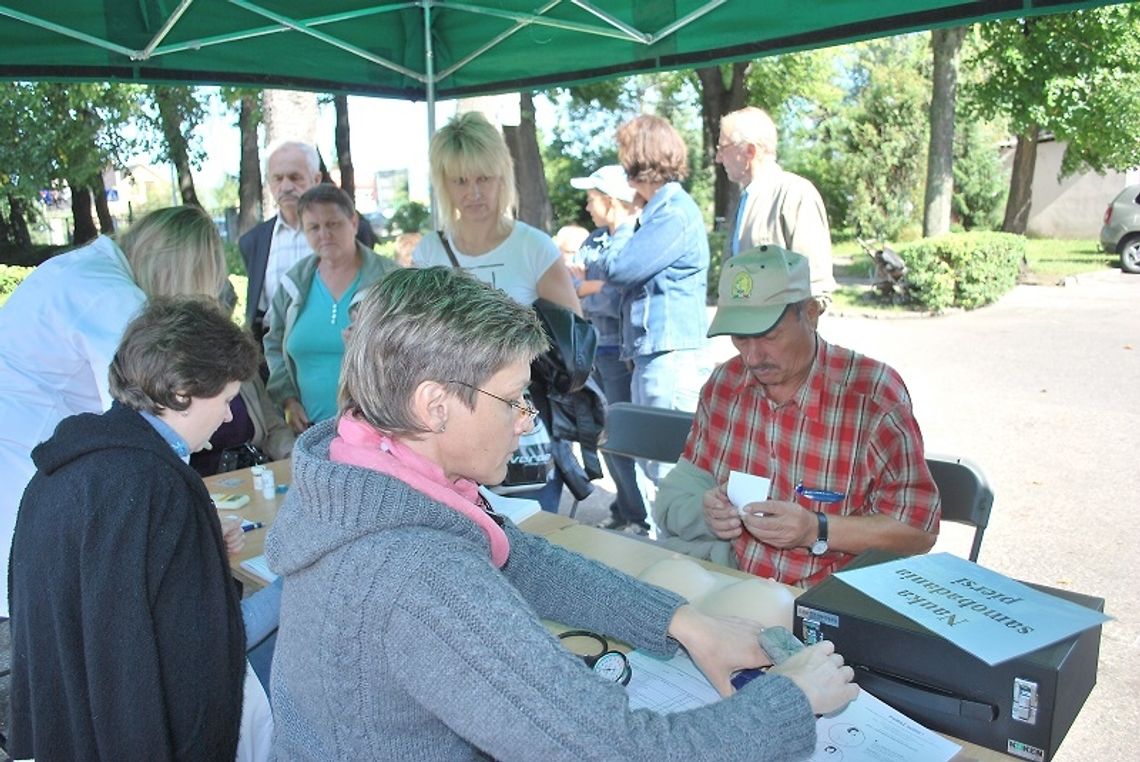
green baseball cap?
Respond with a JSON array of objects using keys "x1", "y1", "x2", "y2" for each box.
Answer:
[{"x1": 707, "y1": 245, "x2": 812, "y2": 337}]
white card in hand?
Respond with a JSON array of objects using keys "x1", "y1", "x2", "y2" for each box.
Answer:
[{"x1": 727, "y1": 471, "x2": 772, "y2": 516}]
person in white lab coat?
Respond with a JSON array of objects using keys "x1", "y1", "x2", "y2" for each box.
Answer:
[{"x1": 0, "y1": 205, "x2": 227, "y2": 617}]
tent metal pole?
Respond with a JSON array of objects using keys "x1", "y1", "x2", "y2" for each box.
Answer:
[
  {"x1": 424, "y1": 1, "x2": 438, "y2": 230},
  {"x1": 140, "y1": 0, "x2": 195, "y2": 60}
]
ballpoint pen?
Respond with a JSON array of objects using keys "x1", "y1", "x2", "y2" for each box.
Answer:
[
  {"x1": 241, "y1": 520, "x2": 265, "y2": 533},
  {"x1": 795, "y1": 482, "x2": 845, "y2": 503}
]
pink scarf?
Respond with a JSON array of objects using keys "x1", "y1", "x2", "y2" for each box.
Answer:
[{"x1": 329, "y1": 413, "x2": 510, "y2": 567}]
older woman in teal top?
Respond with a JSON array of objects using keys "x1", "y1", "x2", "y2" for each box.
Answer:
[{"x1": 265, "y1": 185, "x2": 398, "y2": 433}]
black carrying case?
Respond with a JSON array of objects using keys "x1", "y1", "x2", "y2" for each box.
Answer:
[{"x1": 794, "y1": 551, "x2": 1103, "y2": 762}]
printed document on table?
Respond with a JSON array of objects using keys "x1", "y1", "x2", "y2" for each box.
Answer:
[
  {"x1": 479, "y1": 486, "x2": 540, "y2": 525},
  {"x1": 240, "y1": 554, "x2": 279, "y2": 584},
  {"x1": 812, "y1": 691, "x2": 959, "y2": 761},
  {"x1": 625, "y1": 650, "x2": 958, "y2": 762},
  {"x1": 626, "y1": 651, "x2": 720, "y2": 712},
  {"x1": 831, "y1": 552, "x2": 1110, "y2": 665}
]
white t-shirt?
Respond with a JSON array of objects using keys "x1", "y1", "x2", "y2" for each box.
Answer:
[
  {"x1": 412, "y1": 222, "x2": 559, "y2": 306},
  {"x1": 261, "y1": 216, "x2": 312, "y2": 315}
]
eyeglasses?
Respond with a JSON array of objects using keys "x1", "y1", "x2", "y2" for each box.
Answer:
[{"x1": 449, "y1": 381, "x2": 539, "y2": 429}]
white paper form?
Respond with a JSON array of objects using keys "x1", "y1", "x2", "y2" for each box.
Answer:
[
  {"x1": 626, "y1": 650, "x2": 721, "y2": 712},
  {"x1": 624, "y1": 650, "x2": 959, "y2": 762},
  {"x1": 727, "y1": 470, "x2": 772, "y2": 516},
  {"x1": 813, "y1": 691, "x2": 959, "y2": 762},
  {"x1": 239, "y1": 554, "x2": 279, "y2": 584}
]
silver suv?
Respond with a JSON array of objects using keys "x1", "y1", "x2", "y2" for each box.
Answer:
[{"x1": 1100, "y1": 184, "x2": 1140, "y2": 274}]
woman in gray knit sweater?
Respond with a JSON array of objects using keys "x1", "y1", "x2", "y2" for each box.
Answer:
[{"x1": 266, "y1": 267, "x2": 857, "y2": 761}]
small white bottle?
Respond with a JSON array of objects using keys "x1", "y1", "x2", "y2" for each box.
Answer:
[
  {"x1": 250, "y1": 465, "x2": 265, "y2": 492},
  {"x1": 261, "y1": 468, "x2": 276, "y2": 500}
]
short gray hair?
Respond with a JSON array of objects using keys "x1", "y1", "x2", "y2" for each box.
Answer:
[
  {"x1": 721, "y1": 107, "x2": 778, "y2": 158},
  {"x1": 265, "y1": 139, "x2": 320, "y2": 175},
  {"x1": 109, "y1": 296, "x2": 259, "y2": 415},
  {"x1": 340, "y1": 267, "x2": 548, "y2": 435}
]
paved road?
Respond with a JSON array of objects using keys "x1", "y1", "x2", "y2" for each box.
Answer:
[{"x1": 569, "y1": 269, "x2": 1139, "y2": 760}]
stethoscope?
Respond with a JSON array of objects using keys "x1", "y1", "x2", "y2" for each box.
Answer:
[{"x1": 558, "y1": 630, "x2": 632, "y2": 686}]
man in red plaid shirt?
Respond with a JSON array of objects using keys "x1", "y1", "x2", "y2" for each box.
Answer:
[{"x1": 655, "y1": 246, "x2": 939, "y2": 588}]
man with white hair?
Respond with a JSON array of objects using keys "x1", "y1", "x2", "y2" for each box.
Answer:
[
  {"x1": 240, "y1": 140, "x2": 323, "y2": 338},
  {"x1": 715, "y1": 107, "x2": 837, "y2": 298}
]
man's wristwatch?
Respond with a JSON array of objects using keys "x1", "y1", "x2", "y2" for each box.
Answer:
[{"x1": 809, "y1": 512, "x2": 829, "y2": 556}]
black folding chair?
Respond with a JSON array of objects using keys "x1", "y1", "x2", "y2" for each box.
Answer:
[
  {"x1": 597, "y1": 402, "x2": 694, "y2": 465},
  {"x1": 926, "y1": 453, "x2": 994, "y2": 563},
  {"x1": 576, "y1": 402, "x2": 696, "y2": 523}
]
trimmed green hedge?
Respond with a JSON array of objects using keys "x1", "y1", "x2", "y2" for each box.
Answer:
[
  {"x1": 899, "y1": 232, "x2": 1024, "y2": 312},
  {"x1": 0, "y1": 264, "x2": 34, "y2": 307}
]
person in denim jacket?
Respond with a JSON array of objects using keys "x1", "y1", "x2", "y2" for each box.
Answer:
[
  {"x1": 599, "y1": 115, "x2": 711, "y2": 483},
  {"x1": 568, "y1": 165, "x2": 651, "y2": 533}
]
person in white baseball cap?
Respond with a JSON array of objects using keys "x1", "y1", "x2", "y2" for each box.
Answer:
[
  {"x1": 570, "y1": 164, "x2": 638, "y2": 205},
  {"x1": 566, "y1": 164, "x2": 652, "y2": 533}
]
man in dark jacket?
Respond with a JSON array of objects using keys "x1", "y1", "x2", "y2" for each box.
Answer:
[
  {"x1": 239, "y1": 140, "x2": 323, "y2": 339},
  {"x1": 240, "y1": 141, "x2": 380, "y2": 340}
]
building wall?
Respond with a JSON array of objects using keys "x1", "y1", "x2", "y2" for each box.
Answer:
[{"x1": 1002, "y1": 139, "x2": 1139, "y2": 239}]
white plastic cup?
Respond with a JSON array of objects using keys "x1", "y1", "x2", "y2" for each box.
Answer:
[{"x1": 251, "y1": 465, "x2": 265, "y2": 491}]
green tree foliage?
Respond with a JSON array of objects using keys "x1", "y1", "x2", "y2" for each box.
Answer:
[
  {"x1": 0, "y1": 82, "x2": 145, "y2": 246},
  {"x1": 387, "y1": 201, "x2": 430, "y2": 235},
  {"x1": 965, "y1": 6, "x2": 1140, "y2": 178},
  {"x1": 0, "y1": 82, "x2": 142, "y2": 200},
  {"x1": 542, "y1": 75, "x2": 709, "y2": 229},
  {"x1": 828, "y1": 36, "x2": 931, "y2": 239},
  {"x1": 952, "y1": 121, "x2": 1007, "y2": 231}
]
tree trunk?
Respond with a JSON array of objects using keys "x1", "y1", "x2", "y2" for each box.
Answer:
[
  {"x1": 503, "y1": 92, "x2": 553, "y2": 232},
  {"x1": 0, "y1": 201, "x2": 11, "y2": 247},
  {"x1": 262, "y1": 89, "x2": 319, "y2": 215},
  {"x1": 696, "y1": 63, "x2": 750, "y2": 241},
  {"x1": 154, "y1": 87, "x2": 202, "y2": 208},
  {"x1": 1002, "y1": 126, "x2": 1039, "y2": 234},
  {"x1": 69, "y1": 184, "x2": 98, "y2": 245},
  {"x1": 91, "y1": 172, "x2": 115, "y2": 233},
  {"x1": 237, "y1": 93, "x2": 262, "y2": 236},
  {"x1": 6, "y1": 195, "x2": 32, "y2": 251},
  {"x1": 334, "y1": 95, "x2": 355, "y2": 198},
  {"x1": 923, "y1": 26, "x2": 966, "y2": 237}
]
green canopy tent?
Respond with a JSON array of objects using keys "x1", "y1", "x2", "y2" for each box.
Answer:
[{"x1": 0, "y1": 0, "x2": 1129, "y2": 129}]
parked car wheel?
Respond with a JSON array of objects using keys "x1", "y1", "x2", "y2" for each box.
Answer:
[{"x1": 1119, "y1": 234, "x2": 1140, "y2": 274}]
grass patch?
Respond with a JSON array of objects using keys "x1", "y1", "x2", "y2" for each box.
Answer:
[{"x1": 1021, "y1": 239, "x2": 1116, "y2": 283}]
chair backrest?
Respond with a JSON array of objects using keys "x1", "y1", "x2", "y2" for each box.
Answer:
[
  {"x1": 925, "y1": 453, "x2": 994, "y2": 563},
  {"x1": 599, "y1": 403, "x2": 695, "y2": 464}
]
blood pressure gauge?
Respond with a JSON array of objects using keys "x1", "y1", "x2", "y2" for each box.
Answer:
[
  {"x1": 558, "y1": 630, "x2": 633, "y2": 686},
  {"x1": 591, "y1": 649, "x2": 632, "y2": 686}
]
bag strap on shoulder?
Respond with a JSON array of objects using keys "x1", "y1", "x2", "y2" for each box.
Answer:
[{"x1": 438, "y1": 230, "x2": 461, "y2": 269}]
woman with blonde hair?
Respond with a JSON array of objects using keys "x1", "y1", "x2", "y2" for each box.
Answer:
[
  {"x1": 412, "y1": 110, "x2": 580, "y2": 312},
  {"x1": 0, "y1": 205, "x2": 226, "y2": 618},
  {"x1": 412, "y1": 111, "x2": 582, "y2": 511}
]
